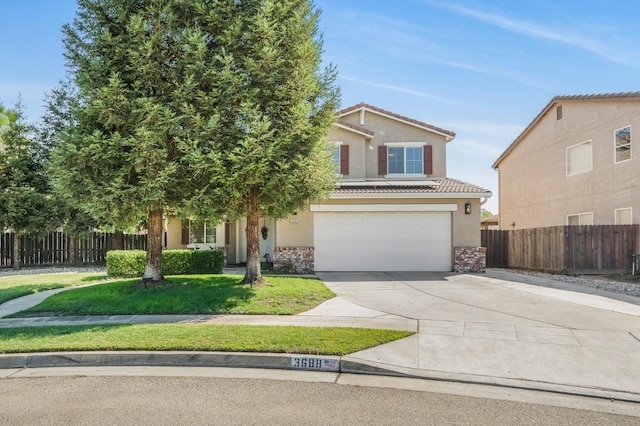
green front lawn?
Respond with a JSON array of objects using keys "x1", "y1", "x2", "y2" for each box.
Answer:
[
  {"x1": 0, "y1": 272, "x2": 110, "y2": 305},
  {"x1": 0, "y1": 324, "x2": 413, "y2": 355},
  {"x1": 12, "y1": 275, "x2": 335, "y2": 317}
]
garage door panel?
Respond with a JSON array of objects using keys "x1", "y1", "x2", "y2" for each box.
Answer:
[{"x1": 314, "y1": 211, "x2": 451, "y2": 271}]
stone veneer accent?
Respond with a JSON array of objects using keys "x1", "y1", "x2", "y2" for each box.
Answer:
[
  {"x1": 454, "y1": 247, "x2": 487, "y2": 273},
  {"x1": 273, "y1": 247, "x2": 314, "y2": 273}
]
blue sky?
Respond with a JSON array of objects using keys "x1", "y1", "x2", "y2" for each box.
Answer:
[{"x1": 2, "y1": 1, "x2": 640, "y2": 213}]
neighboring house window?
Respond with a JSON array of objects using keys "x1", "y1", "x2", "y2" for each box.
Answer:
[
  {"x1": 567, "y1": 212, "x2": 593, "y2": 225},
  {"x1": 614, "y1": 126, "x2": 631, "y2": 163},
  {"x1": 566, "y1": 140, "x2": 592, "y2": 176},
  {"x1": 556, "y1": 105, "x2": 562, "y2": 120},
  {"x1": 615, "y1": 208, "x2": 632, "y2": 225},
  {"x1": 181, "y1": 220, "x2": 216, "y2": 245},
  {"x1": 382, "y1": 142, "x2": 432, "y2": 176}
]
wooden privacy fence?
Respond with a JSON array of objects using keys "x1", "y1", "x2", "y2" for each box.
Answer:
[
  {"x1": 482, "y1": 225, "x2": 640, "y2": 274},
  {"x1": 0, "y1": 231, "x2": 147, "y2": 269}
]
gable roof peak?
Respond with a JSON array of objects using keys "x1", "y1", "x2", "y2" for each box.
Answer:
[{"x1": 337, "y1": 102, "x2": 456, "y2": 140}]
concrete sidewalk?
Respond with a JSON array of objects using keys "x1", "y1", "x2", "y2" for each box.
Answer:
[{"x1": 1, "y1": 269, "x2": 640, "y2": 404}]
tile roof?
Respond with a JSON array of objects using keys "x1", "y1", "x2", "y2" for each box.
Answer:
[
  {"x1": 334, "y1": 178, "x2": 491, "y2": 196},
  {"x1": 552, "y1": 91, "x2": 640, "y2": 101},
  {"x1": 334, "y1": 121, "x2": 375, "y2": 137},
  {"x1": 337, "y1": 102, "x2": 456, "y2": 138},
  {"x1": 493, "y1": 91, "x2": 640, "y2": 168}
]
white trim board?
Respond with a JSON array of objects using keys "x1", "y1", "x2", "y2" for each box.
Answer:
[{"x1": 310, "y1": 204, "x2": 458, "y2": 212}]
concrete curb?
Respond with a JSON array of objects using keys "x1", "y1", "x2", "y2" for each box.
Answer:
[
  {"x1": 0, "y1": 351, "x2": 340, "y2": 372},
  {"x1": 339, "y1": 358, "x2": 640, "y2": 404},
  {"x1": 2, "y1": 351, "x2": 640, "y2": 404}
]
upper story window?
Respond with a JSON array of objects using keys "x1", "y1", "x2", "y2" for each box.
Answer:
[
  {"x1": 381, "y1": 142, "x2": 432, "y2": 177},
  {"x1": 388, "y1": 146, "x2": 423, "y2": 174},
  {"x1": 332, "y1": 144, "x2": 341, "y2": 175},
  {"x1": 566, "y1": 140, "x2": 592, "y2": 176},
  {"x1": 330, "y1": 141, "x2": 348, "y2": 176},
  {"x1": 614, "y1": 125, "x2": 631, "y2": 163},
  {"x1": 567, "y1": 212, "x2": 593, "y2": 225},
  {"x1": 556, "y1": 105, "x2": 562, "y2": 120}
]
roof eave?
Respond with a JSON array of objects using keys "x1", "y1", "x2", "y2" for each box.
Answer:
[
  {"x1": 329, "y1": 191, "x2": 493, "y2": 199},
  {"x1": 338, "y1": 104, "x2": 456, "y2": 140},
  {"x1": 333, "y1": 122, "x2": 374, "y2": 138}
]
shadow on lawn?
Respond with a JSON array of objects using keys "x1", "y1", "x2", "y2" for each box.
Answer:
[
  {"x1": 80, "y1": 275, "x2": 110, "y2": 283},
  {"x1": 143, "y1": 276, "x2": 257, "y2": 313}
]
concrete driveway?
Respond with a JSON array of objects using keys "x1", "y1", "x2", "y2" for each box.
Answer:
[{"x1": 315, "y1": 270, "x2": 640, "y2": 401}]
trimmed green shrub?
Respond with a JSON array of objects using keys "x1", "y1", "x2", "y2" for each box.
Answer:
[
  {"x1": 106, "y1": 250, "x2": 146, "y2": 278},
  {"x1": 191, "y1": 250, "x2": 225, "y2": 274},
  {"x1": 162, "y1": 250, "x2": 193, "y2": 275},
  {"x1": 106, "y1": 249, "x2": 225, "y2": 278}
]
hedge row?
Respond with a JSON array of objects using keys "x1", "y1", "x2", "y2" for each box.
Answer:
[{"x1": 106, "y1": 249, "x2": 225, "y2": 278}]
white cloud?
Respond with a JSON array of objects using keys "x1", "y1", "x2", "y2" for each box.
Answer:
[
  {"x1": 325, "y1": 11, "x2": 549, "y2": 89},
  {"x1": 339, "y1": 75, "x2": 463, "y2": 105},
  {"x1": 427, "y1": 1, "x2": 640, "y2": 69}
]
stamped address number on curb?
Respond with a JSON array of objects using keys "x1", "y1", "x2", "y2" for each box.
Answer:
[{"x1": 291, "y1": 357, "x2": 338, "y2": 370}]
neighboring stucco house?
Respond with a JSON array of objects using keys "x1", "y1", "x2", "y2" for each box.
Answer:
[
  {"x1": 493, "y1": 92, "x2": 640, "y2": 230},
  {"x1": 165, "y1": 103, "x2": 491, "y2": 272}
]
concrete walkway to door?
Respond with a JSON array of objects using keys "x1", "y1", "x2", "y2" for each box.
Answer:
[{"x1": 314, "y1": 270, "x2": 640, "y2": 402}]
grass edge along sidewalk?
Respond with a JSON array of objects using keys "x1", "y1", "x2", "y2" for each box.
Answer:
[{"x1": 0, "y1": 324, "x2": 414, "y2": 356}]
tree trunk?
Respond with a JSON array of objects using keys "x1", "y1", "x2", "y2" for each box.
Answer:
[
  {"x1": 243, "y1": 186, "x2": 265, "y2": 285},
  {"x1": 69, "y1": 237, "x2": 77, "y2": 266},
  {"x1": 143, "y1": 207, "x2": 164, "y2": 284},
  {"x1": 113, "y1": 230, "x2": 124, "y2": 250},
  {"x1": 12, "y1": 232, "x2": 20, "y2": 270}
]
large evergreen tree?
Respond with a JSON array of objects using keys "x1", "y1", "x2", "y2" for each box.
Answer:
[
  {"x1": 52, "y1": 0, "x2": 229, "y2": 282},
  {"x1": 0, "y1": 101, "x2": 59, "y2": 269},
  {"x1": 184, "y1": 0, "x2": 340, "y2": 284}
]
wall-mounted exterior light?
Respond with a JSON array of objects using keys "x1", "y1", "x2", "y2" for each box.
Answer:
[{"x1": 464, "y1": 202, "x2": 471, "y2": 215}]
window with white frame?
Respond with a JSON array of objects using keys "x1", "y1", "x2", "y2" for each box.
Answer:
[
  {"x1": 387, "y1": 143, "x2": 423, "y2": 175},
  {"x1": 188, "y1": 220, "x2": 216, "y2": 244},
  {"x1": 331, "y1": 143, "x2": 341, "y2": 175},
  {"x1": 566, "y1": 140, "x2": 592, "y2": 176},
  {"x1": 567, "y1": 212, "x2": 593, "y2": 225},
  {"x1": 615, "y1": 208, "x2": 632, "y2": 225},
  {"x1": 614, "y1": 126, "x2": 631, "y2": 163}
]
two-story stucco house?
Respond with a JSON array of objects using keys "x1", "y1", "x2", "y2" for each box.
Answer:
[
  {"x1": 165, "y1": 103, "x2": 491, "y2": 272},
  {"x1": 493, "y1": 92, "x2": 640, "y2": 230}
]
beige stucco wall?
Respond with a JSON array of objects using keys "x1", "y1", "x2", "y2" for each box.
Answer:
[
  {"x1": 276, "y1": 208, "x2": 315, "y2": 247},
  {"x1": 339, "y1": 110, "x2": 448, "y2": 179},
  {"x1": 329, "y1": 127, "x2": 367, "y2": 179},
  {"x1": 165, "y1": 217, "x2": 187, "y2": 249},
  {"x1": 497, "y1": 99, "x2": 640, "y2": 229}
]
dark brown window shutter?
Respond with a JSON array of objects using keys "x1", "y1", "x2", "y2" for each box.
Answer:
[
  {"x1": 423, "y1": 145, "x2": 433, "y2": 175},
  {"x1": 378, "y1": 146, "x2": 387, "y2": 175},
  {"x1": 340, "y1": 145, "x2": 349, "y2": 175},
  {"x1": 181, "y1": 222, "x2": 189, "y2": 245}
]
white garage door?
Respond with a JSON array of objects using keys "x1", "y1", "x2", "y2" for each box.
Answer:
[{"x1": 314, "y1": 211, "x2": 452, "y2": 271}]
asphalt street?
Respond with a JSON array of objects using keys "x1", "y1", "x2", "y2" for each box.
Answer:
[{"x1": 1, "y1": 369, "x2": 638, "y2": 425}]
